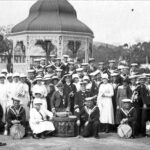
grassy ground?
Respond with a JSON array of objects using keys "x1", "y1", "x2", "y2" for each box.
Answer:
[{"x1": 0, "y1": 133, "x2": 150, "y2": 150}]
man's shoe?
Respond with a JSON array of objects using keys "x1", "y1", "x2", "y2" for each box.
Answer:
[
  {"x1": 40, "y1": 134, "x2": 46, "y2": 139},
  {"x1": 32, "y1": 134, "x2": 39, "y2": 139},
  {"x1": 94, "y1": 135, "x2": 100, "y2": 139},
  {"x1": 0, "y1": 142, "x2": 6, "y2": 146}
]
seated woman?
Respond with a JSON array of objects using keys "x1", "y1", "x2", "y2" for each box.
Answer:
[
  {"x1": 76, "y1": 97, "x2": 100, "y2": 139},
  {"x1": 5, "y1": 96, "x2": 26, "y2": 136},
  {"x1": 117, "y1": 99, "x2": 137, "y2": 138},
  {"x1": 29, "y1": 98, "x2": 55, "y2": 139}
]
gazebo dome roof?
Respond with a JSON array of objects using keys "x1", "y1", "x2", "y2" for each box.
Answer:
[{"x1": 11, "y1": 0, "x2": 93, "y2": 36}]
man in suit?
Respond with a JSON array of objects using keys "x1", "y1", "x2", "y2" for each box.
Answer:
[
  {"x1": 63, "y1": 74, "x2": 77, "y2": 114},
  {"x1": 51, "y1": 82, "x2": 70, "y2": 113}
]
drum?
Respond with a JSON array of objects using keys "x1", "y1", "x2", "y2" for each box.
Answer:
[
  {"x1": 10, "y1": 124, "x2": 25, "y2": 139},
  {"x1": 53, "y1": 115, "x2": 77, "y2": 137},
  {"x1": 117, "y1": 124, "x2": 132, "y2": 138}
]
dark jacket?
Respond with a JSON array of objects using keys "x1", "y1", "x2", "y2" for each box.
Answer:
[
  {"x1": 76, "y1": 106, "x2": 100, "y2": 124},
  {"x1": 51, "y1": 91, "x2": 69, "y2": 110},
  {"x1": 74, "y1": 90, "x2": 93, "y2": 110},
  {"x1": 117, "y1": 107, "x2": 137, "y2": 124},
  {"x1": 7, "y1": 106, "x2": 26, "y2": 126}
]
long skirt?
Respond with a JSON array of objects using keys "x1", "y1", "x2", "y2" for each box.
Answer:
[
  {"x1": 98, "y1": 97, "x2": 114, "y2": 124},
  {"x1": 31, "y1": 121, "x2": 55, "y2": 134}
]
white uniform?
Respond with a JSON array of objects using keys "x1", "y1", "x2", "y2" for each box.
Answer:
[
  {"x1": 29, "y1": 108, "x2": 55, "y2": 134},
  {"x1": 97, "y1": 83, "x2": 114, "y2": 124}
]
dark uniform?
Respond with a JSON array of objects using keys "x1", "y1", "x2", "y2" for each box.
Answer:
[
  {"x1": 63, "y1": 83, "x2": 77, "y2": 114},
  {"x1": 134, "y1": 84, "x2": 149, "y2": 136},
  {"x1": 74, "y1": 90, "x2": 92, "y2": 111},
  {"x1": 117, "y1": 107, "x2": 137, "y2": 137},
  {"x1": 6, "y1": 106, "x2": 26, "y2": 131},
  {"x1": 76, "y1": 106, "x2": 100, "y2": 137}
]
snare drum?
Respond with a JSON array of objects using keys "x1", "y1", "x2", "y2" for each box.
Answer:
[
  {"x1": 10, "y1": 124, "x2": 25, "y2": 139},
  {"x1": 53, "y1": 115, "x2": 77, "y2": 137},
  {"x1": 117, "y1": 124, "x2": 132, "y2": 138}
]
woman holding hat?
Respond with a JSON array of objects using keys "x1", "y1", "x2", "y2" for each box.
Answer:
[
  {"x1": 97, "y1": 73, "x2": 114, "y2": 133},
  {"x1": 29, "y1": 98, "x2": 55, "y2": 139}
]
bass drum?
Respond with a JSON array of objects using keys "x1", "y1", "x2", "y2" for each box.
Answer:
[
  {"x1": 117, "y1": 124, "x2": 132, "y2": 138},
  {"x1": 10, "y1": 124, "x2": 25, "y2": 139}
]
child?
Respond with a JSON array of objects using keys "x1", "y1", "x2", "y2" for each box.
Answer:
[
  {"x1": 76, "y1": 97, "x2": 100, "y2": 139},
  {"x1": 117, "y1": 99, "x2": 137, "y2": 138}
]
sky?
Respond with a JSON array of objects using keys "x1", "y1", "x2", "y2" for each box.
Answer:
[{"x1": 0, "y1": 0, "x2": 150, "y2": 45}]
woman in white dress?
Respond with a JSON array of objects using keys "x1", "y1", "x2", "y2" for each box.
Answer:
[
  {"x1": 29, "y1": 98, "x2": 55, "y2": 139},
  {"x1": 0, "y1": 74, "x2": 8, "y2": 122},
  {"x1": 97, "y1": 73, "x2": 114, "y2": 133},
  {"x1": 19, "y1": 73, "x2": 30, "y2": 121},
  {"x1": 32, "y1": 76, "x2": 48, "y2": 110}
]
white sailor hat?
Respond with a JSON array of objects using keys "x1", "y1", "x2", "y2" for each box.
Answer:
[
  {"x1": 13, "y1": 72, "x2": 20, "y2": 77},
  {"x1": 56, "y1": 68, "x2": 62, "y2": 72},
  {"x1": 34, "y1": 58, "x2": 40, "y2": 62},
  {"x1": 98, "y1": 62, "x2": 104, "y2": 65},
  {"x1": 35, "y1": 75, "x2": 43, "y2": 81},
  {"x1": 27, "y1": 69, "x2": 35, "y2": 73},
  {"x1": 1, "y1": 69, "x2": 8, "y2": 74},
  {"x1": 81, "y1": 63, "x2": 88, "y2": 66},
  {"x1": 0, "y1": 74, "x2": 6, "y2": 78},
  {"x1": 89, "y1": 58, "x2": 95, "y2": 62},
  {"x1": 122, "y1": 99, "x2": 132, "y2": 103},
  {"x1": 109, "y1": 60, "x2": 115, "y2": 63},
  {"x1": 64, "y1": 73, "x2": 72, "y2": 78},
  {"x1": 7, "y1": 73, "x2": 13, "y2": 78},
  {"x1": 131, "y1": 63, "x2": 138, "y2": 67},
  {"x1": 12, "y1": 95, "x2": 21, "y2": 102},
  {"x1": 50, "y1": 54, "x2": 56, "y2": 57},
  {"x1": 83, "y1": 76, "x2": 90, "y2": 81},
  {"x1": 44, "y1": 74, "x2": 51, "y2": 80},
  {"x1": 36, "y1": 68, "x2": 43, "y2": 73},
  {"x1": 63, "y1": 55, "x2": 69, "y2": 58},
  {"x1": 20, "y1": 73, "x2": 27, "y2": 78},
  {"x1": 52, "y1": 76, "x2": 59, "y2": 80},
  {"x1": 34, "y1": 98, "x2": 42, "y2": 105},
  {"x1": 111, "y1": 72, "x2": 119, "y2": 77},
  {"x1": 72, "y1": 74, "x2": 79, "y2": 79},
  {"x1": 85, "y1": 97, "x2": 94, "y2": 101},
  {"x1": 101, "y1": 73, "x2": 109, "y2": 80},
  {"x1": 76, "y1": 68, "x2": 83, "y2": 72}
]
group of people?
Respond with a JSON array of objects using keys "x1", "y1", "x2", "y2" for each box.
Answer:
[{"x1": 0, "y1": 54, "x2": 150, "y2": 143}]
